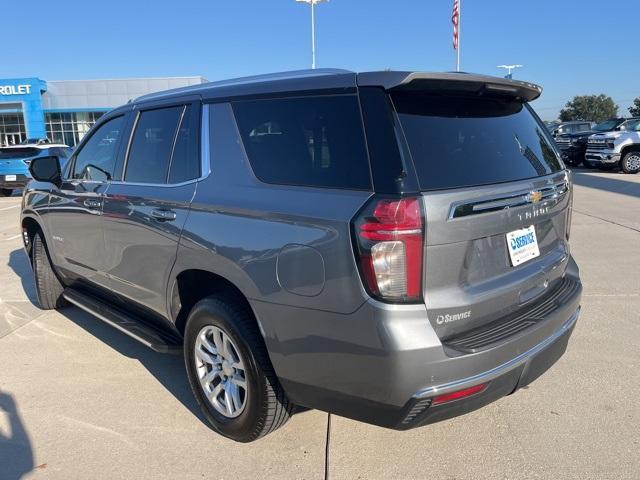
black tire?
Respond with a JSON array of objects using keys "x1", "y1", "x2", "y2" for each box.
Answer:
[
  {"x1": 0, "y1": 188, "x2": 12, "y2": 197},
  {"x1": 32, "y1": 232, "x2": 67, "y2": 309},
  {"x1": 184, "y1": 295, "x2": 293, "y2": 442},
  {"x1": 621, "y1": 151, "x2": 640, "y2": 174}
]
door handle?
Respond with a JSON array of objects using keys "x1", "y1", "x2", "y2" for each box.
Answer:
[
  {"x1": 151, "y1": 209, "x2": 177, "y2": 221},
  {"x1": 83, "y1": 199, "x2": 102, "y2": 209}
]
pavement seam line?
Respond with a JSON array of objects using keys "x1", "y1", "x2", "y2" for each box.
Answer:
[
  {"x1": 0, "y1": 306, "x2": 47, "y2": 340},
  {"x1": 573, "y1": 209, "x2": 640, "y2": 234}
]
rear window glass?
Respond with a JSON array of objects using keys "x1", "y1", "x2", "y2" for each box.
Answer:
[
  {"x1": 126, "y1": 106, "x2": 183, "y2": 184},
  {"x1": 233, "y1": 95, "x2": 371, "y2": 190},
  {"x1": 168, "y1": 105, "x2": 200, "y2": 183},
  {"x1": 392, "y1": 93, "x2": 562, "y2": 190}
]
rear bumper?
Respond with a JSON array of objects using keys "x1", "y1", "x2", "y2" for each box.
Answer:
[
  {"x1": 255, "y1": 256, "x2": 582, "y2": 429},
  {"x1": 0, "y1": 173, "x2": 30, "y2": 188},
  {"x1": 403, "y1": 307, "x2": 578, "y2": 429}
]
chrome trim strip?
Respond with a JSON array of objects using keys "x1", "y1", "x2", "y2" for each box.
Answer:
[
  {"x1": 414, "y1": 307, "x2": 580, "y2": 399},
  {"x1": 449, "y1": 177, "x2": 569, "y2": 219}
]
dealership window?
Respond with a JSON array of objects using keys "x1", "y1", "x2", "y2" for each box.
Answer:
[
  {"x1": 45, "y1": 111, "x2": 106, "y2": 146},
  {"x1": 0, "y1": 112, "x2": 26, "y2": 146}
]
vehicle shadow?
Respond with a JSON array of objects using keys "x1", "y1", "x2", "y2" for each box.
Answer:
[
  {"x1": 7, "y1": 249, "x2": 38, "y2": 306},
  {"x1": 0, "y1": 390, "x2": 34, "y2": 480},
  {"x1": 571, "y1": 168, "x2": 640, "y2": 200},
  {"x1": 6, "y1": 247, "x2": 206, "y2": 425},
  {"x1": 6, "y1": 247, "x2": 308, "y2": 428},
  {"x1": 57, "y1": 305, "x2": 209, "y2": 425}
]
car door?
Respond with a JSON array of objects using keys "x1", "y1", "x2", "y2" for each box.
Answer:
[
  {"x1": 101, "y1": 99, "x2": 200, "y2": 318},
  {"x1": 46, "y1": 112, "x2": 130, "y2": 292}
]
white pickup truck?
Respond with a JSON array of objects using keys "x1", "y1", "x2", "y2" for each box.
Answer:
[{"x1": 585, "y1": 118, "x2": 640, "y2": 174}]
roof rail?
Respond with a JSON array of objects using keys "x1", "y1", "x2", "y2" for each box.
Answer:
[{"x1": 135, "y1": 68, "x2": 354, "y2": 102}]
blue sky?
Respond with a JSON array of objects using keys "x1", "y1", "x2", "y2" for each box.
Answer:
[{"x1": 3, "y1": 0, "x2": 638, "y2": 119}]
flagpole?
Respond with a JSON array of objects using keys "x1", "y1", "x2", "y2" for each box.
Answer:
[{"x1": 456, "y1": 0, "x2": 461, "y2": 71}]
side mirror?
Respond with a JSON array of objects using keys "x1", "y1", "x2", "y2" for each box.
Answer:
[
  {"x1": 616, "y1": 125, "x2": 626, "y2": 131},
  {"x1": 28, "y1": 155, "x2": 62, "y2": 187}
]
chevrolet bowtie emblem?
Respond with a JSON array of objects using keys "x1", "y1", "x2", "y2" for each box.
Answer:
[{"x1": 528, "y1": 191, "x2": 542, "y2": 203}]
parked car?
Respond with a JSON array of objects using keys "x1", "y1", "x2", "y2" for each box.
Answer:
[
  {"x1": 0, "y1": 143, "x2": 72, "y2": 196},
  {"x1": 20, "y1": 137, "x2": 51, "y2": 146},
  {"x1": 555, "y1": 118, "x2": 632, "y2": 167},
  {"x1": 547, "y1": 121, "x2": 592, "y2": 138},
  {"x1": 585, "y1": 118, "x2": 640, "y2": 173},
  {"x1": 21, "y1": 70, "x2": 582, "y2": 442}
]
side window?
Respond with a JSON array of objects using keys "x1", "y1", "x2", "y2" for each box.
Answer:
[
  {"x1": 73, "y1": 115, "x2": 126, "y2": 181},
  {"x1": 168, "y1": 105, "x2": 200, "y2": 183},
  {"x1": 232, "y1": 95, "x2": 371, "y2": 190},
  {"x1": 125, "y1": 106, "x2": 183, "y2": 184}
]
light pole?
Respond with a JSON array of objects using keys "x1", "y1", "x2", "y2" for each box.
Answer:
[
  {"x1": 497, "y1": 64, "x2": 523, "y2": 79},
  {"x1": 296, "y1": 0, "x2": 328, "y2": 69}
]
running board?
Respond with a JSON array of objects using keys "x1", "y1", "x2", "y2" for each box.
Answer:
[{"x1": 63, "y1": 289, "x2": 182, "y2": 354}]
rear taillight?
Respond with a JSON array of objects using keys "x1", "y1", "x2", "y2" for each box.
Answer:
[{"x1": 353, "y1": 197, "x2": 424, "y2": 302}]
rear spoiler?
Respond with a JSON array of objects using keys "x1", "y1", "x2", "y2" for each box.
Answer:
[{"x1": 357, "y1": 71, "x2": 542, "y2": 102}]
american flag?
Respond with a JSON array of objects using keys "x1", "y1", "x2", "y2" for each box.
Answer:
[{"x1": 452, "y1": 0, "x2": 460, "y2": 50}]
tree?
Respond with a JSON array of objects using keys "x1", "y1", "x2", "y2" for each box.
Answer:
[
  {"x1": 559, "y1": 95, "x2": 618, "y2": 123},
  {"x1": 628, "y1": 97, "x2": 640, "y2": 117}
]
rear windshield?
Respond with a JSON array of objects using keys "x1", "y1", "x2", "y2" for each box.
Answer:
[
  {"x1": 391, "y1": 93, "x2": 563, "y2": 190},
  {"x1": 0, "y1": 147, "x2": 39, "y2": 159}
]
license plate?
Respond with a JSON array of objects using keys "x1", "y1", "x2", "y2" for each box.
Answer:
[
  {"x1": 4, "y1": 175, "x2": 16, "y2": 181},
  {"x1": 506, "y1": 225, "x2": 540, "y2": 266}
]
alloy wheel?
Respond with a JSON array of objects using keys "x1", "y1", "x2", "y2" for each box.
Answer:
[
  {"x1": 625, "y1": 153, "x2": 640, "y2": 172},
  {"x1": 194, "y1": 325, "x2": 248, "y2": 418}
]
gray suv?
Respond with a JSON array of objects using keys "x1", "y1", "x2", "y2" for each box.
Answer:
[{"x1": 22, "y1": 69, "x2": 582, "y2": 443}]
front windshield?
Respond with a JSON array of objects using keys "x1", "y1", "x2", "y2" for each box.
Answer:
[
  {"x1": 592, "y1": 119, "x2": 619, "y2": 132},
  {"x1": 621, "y1": 119, "x2": 640, "y2": 132}
]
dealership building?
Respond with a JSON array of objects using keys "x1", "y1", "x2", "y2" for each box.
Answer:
[{"x1": 0, "y1": 76, "x2": 208, "y2": 147}]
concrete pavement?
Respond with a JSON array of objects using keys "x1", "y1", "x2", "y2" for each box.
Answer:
[{"x1": 0, "y1": 168, "x2": 639, "y2": 479}]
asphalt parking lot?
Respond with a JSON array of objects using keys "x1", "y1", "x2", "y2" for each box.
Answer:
[{"x1": 1, "y1": 168, "x2": 639, "y2": 480}]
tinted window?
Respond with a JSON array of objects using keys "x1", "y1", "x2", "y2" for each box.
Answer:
[
  {"x1": 392, "y1": 93, "x2": 562, "y2": 190},
  {"x1": 593, "y1": 119, "x2": 619, "y2": 132},
  {"x1": 233, "y1": 95, "x2": 371, "y2": 190},
  {"x1": 168, "y1": 105, "x2": 200, "y2": 183},
  {"x1": 125, "y1": 106, "x2": 182, "y2": 183},
  {"x1": 73, "y1": 115, "x2": 125, "y2": 181}
]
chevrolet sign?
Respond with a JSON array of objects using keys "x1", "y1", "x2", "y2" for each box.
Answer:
[{"x1": 0, "y1": 84, "x2": 32, "y2": 96}]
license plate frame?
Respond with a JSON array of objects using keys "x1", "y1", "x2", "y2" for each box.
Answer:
[{"x1": 506, "y1": 225, "x2": 540, "y2": 267}]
